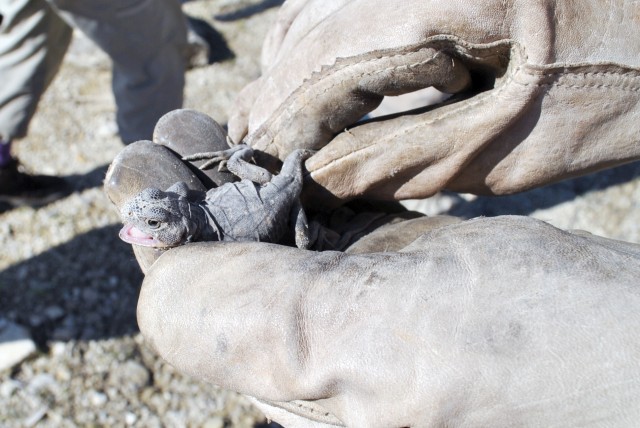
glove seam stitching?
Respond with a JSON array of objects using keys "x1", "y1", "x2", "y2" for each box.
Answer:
[
  {"x1": 259, "y1": 398, "x2": 345, "y2": 426},
  {"x1": 520, "y1": 70, "x2": 640, "y2": 91}
]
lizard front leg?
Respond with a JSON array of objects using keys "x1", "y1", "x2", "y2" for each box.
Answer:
[{"x1": 184, "y1": 141, "x2": 273, "y2": 185}]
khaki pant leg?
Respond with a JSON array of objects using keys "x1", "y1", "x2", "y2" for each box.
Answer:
[
  {"x1": 0, "y1": 0, "x2": 72, "y2": 141},
  {"x1": 49, "y1": 0, "x2": 188, "y2": 143}
]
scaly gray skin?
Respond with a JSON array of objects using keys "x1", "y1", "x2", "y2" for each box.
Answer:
[{"x1": 119, "y1": 144, "x2": 314, "y2": 249}]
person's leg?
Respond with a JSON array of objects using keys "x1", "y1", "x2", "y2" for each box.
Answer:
[
  {"x1": 0, "y1": 0, "x2": 72, "y2": 144},
  {"x1": 49, "y1": 0, "x2": 188, "y2": 143},
  {"x1": 0, "y1": 0, "x2": 72, "y2": 206}
]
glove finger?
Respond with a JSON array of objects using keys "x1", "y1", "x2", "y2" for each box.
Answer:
[
  {"x1": 230, "y1": 0, "x2": 350, "y2": 143},
  {"x1": 152, "y1": 109, "x2": 236, "y2": 188},
  {"x1": 246, "y1": 46, "x2": 472, "y2": 160},
  {"x1": 227, "y1": 78, "x2": 264, "y2": 143},
  {"x1": 136, "y1": 218, "x2": 640, "y2": 426},
  {"x1": 303, "y1": 46, "x2": 540, "y2": 203},
  {"x1": 259, "y1": 0, "x2": 310, "y2": 70},
  {"x1": 243, "y1": 0, "x2": 520, "y2": 159},
  {"x1": 246, "y1": 0, "x2": 640, "y2": 164}
]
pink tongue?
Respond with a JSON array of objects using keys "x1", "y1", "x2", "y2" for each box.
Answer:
[
  {"x1": 129, "y1": 225, "x2": 151, "y2": 239},
  {"x1": 119, "y1": 224, "x2": 157, "y2": 246}
]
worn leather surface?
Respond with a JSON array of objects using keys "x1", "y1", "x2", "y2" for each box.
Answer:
[
  {"x1": 344, "y1": 214, "x2": 462, "y2": 254},
  {"x1": 137, "y1": 216, "x2": 640, "y2": 427},
  {"x1": 228, "y1": 0, "x2": 640, "y2": 205}
]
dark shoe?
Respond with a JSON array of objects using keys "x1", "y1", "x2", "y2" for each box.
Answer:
[{"x1": 0, "y1": 160, "x2": 71, "y2": 207}]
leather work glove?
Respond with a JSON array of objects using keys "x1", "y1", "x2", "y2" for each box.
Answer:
[
  {"x1": 228, "y1": 0, "x2": 640, "y2": 205},
  {"x1": 137, "y1": 215, "x2": 640, "y2": 427}
]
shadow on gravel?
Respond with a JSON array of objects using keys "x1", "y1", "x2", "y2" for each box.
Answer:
[
  {"x1": 214, "y1": 0, "x2": 285, "y2": 21},
  {"x1": 0, "y1": 164, "x2": 108, "y2": 215},
  {"x1": 67, "y1": 163, "x2": 110, "y2": 194},
  {"x1": 0, "y1": 224, "x2": 143, "y2": 349},
  {"x1": 444, "y1": 161, "x2": 640, "y2": 218},
  {"x1": 187, "y1": 16, "x2": 235, "y2": 63}
]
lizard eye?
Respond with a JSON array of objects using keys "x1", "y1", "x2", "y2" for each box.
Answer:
[{"x1": 146, "y1": 219, "x2": 161, "y2": 229}]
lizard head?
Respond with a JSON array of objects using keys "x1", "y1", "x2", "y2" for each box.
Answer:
[{"x1": 119, "y1": 182, "x2": 201, "y2": 248}]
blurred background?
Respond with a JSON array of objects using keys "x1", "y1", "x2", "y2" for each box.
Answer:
[{"x1": 0, "y1": 0, "x2": 638, "y2": 426}]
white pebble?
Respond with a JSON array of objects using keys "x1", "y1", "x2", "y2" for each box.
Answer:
[
  {"x1": 125, "y1": 412, "x2": 138, "y2": 425},
  {"x1": 90, "y1": 391, "x2": 108, "y2": 407}
]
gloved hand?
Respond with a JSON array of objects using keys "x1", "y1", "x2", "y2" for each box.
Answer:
[
  {"x1": 106, "y1": 113, "x2": 640, "y2": 426},
  {"x1": 137, "y1": 215, "x2": 640, "y2": 427},
  {"x1": 229, "y1": 0, "x2": 640, "y2": 204}
]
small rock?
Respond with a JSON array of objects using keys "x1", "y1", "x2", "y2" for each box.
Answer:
[
  {"x1": 89, "y1": 391, "x2": 108, "y2": 407},
  {"x1": 108, "y1": 276, "x2": 119, "y2": 288},
  {"x1": 43, "y1": 305, "x2": 65, "y2": 320},
  {"x1": 95, "y1": 120, "x2": 119, "y2": 138},
  {"x1": 0, "y1": 379, "x2": 22, "y2": 398},
  {"x1": 125, "y1": 412, "x2": 138, "y2": 425},
  {"x1": 49, "y1": 341, "x2": 67, "y2": 357},
  {"x1": 108, "y1": 360, "x2": 150, "y2": 392},
  {"x1": 23, "y1": 406, "x2": 48, "y2": 428},
  {"x1": 185, "y1": 25, "x2": 211, "y2": 69},
  {"x1": 28, "y1": 314, "x2": 44, "y2": 327},
  {"x1": 27, "y1": 373, "x2": 58, "y2": 394},
  {"x1": 0, "y1": 319, "x2": 37, "y2": 371},
  {"x1": 81, "y1": 287, "x2": 99, "y2": 305},
  {"x1": 203, "y1": 416, "x2": 225, "y2": 428},
  {"x1": 54, "y1": 365, "x2": 72, "y2": 382}
]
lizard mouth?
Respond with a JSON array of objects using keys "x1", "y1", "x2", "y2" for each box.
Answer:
[{"x1": 119, "y1": 224, "x2": 167, "y2": 248}]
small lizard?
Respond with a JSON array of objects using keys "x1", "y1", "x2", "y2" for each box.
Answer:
[{"x1": 119, "y1": 144, "x2": 314, "y2": 249}]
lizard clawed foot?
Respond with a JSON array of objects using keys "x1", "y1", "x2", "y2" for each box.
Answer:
[
  {"x1": 216, "y1": 159, "x2": 228, "y2": 172},
  {"x1": 183, "y1": 143, "x2": 253, "y2": 171},
  {"x1": 181, "y1": 152, "x2": 230, "y2": 170}
]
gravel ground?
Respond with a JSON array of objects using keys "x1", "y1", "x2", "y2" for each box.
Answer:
[
  {"x1": 1, "y1": 1, "x2": 278, "y2": 426},
  {"x1": 1, "y1": 0, "x2": 639, "y2": 426}
]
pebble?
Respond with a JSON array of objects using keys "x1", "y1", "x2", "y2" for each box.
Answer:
[
  {"x1": 203, "y1": 416, "x2": 225, "y2": 428},
  {"x1": 108, "y1": 360, "x2": 150, "y2": 392},
  {"x1": 125, "y1": 411, "x2": 138, "y2": 425},
  {"x1": 54, "y1": 366, "x2": 72, "y2": 382},
  {"x1": 43, "y1": 305, "x2": 65, "y2": 320},
  {"x1": 0, "y1": 319, "x2": 37, "y2": 372},
  {"x1": 27, "y1": 373, "x2": 58, "y2": 394},
  {"x1": 0, "y1": 379, "x2": 22, "y2": 398},
  {"x1": 23, "y1": 406, "x2": 48, "y2": 428},
  {"x1": 89, "y1": 390, "x2": 108, "y2": 407},
  {"x1": 49, "y1": 341, "x2": 67, "y2": 357}
]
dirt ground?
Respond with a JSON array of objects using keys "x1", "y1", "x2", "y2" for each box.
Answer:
[
  {"x1": 1, "y1": 0, "x2": 639, "y2": 426},
  {"x1": 1, "y1": 1, "x2": 280, "y2": 426}
]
